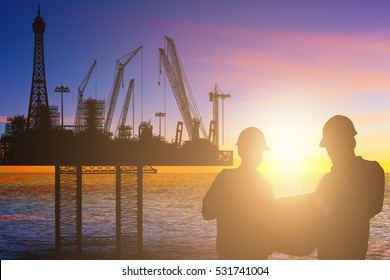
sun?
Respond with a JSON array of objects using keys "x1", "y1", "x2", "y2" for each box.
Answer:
[
  {"x1": 269, "y1": 135, "x2": 307, "y2": 173},
  {"x1": 275, "y1": 145, "x2": 302, "y2": 170},
  {"x1": 261, "y1": 113, "x2": 320, "y2": 174}
]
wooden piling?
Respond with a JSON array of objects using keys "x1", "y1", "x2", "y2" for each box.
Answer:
[
  {"x1": 76, "y1": 165, "x2": 82, "y2": 258},
  {"x1": 137, "y1": 165, "x2": 143, "y2": 258},
  {"x1": 55, "y1": 165, "x2": 61, "y2": 259},
  {"x1": 116, "y1": 165, "x2": 122, "y2": 259}
]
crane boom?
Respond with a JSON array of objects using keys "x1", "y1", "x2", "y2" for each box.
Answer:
[
  {"x1": 209, "y1": 83, "x2": 231, "y2": 148},
  {"x1": 158, "y1": 37, "x2": 207, "y2": 141},
  {"x1": 159, "y1": 47, "x2": 194, "y2": 140},
  {"x1": 115, "y1": 79, "x2": 134, "y2": 137},
  {"x1": 74, "y1": 59, "x2": 97, "y2": 130},
  {"x1": 104, "y1": 46, "x2": 142, "y2": 133}
]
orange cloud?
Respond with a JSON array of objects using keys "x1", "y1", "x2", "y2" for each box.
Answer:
[
  {"x1": 0, "y1": 116, "x2": 8, "y2": 123},
  {"x1": 355, "y1": 111, "x2": 390, "y2": 125},
  {"x1": 171, "y1": 22, "x2": 390, "y2": 100}
]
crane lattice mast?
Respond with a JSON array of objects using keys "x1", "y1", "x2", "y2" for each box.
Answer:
[
  {"x1": 74, "y1": 60, "x2": 97, "y2": 131},
  {"x1": 159, "y1": 37, "x2": 207, "y2": 141},
  {"x1": 209, "y1": 84, "x2": 231, "y2": 148},
  {"x1": 116, "y1": 79, "x2": 134, "y2": 138},
  {"x1": 104, "y1": 46, "x2": 143, "y2": 133}
]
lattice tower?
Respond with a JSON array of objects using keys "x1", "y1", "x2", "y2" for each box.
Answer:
[{"x1": 27, "y1": 5, "x2": 51, "y2": 130}]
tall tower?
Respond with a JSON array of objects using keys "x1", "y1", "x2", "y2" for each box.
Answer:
[{"x1": 27, "y1": 5, "x2": 50, "y2": 130}]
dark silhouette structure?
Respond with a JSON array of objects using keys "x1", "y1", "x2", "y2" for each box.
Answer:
[
  {"x1": 202, "y1": 127, "x2": 274, "y2": 259},
  {"x1": 313, "y1": 115, "x2": 385, "y2": 259},
  {"x1": 27, "y1": 5, "x2": 50, "y2": 130},
  {"x1": 270, "y1": 192, "x2": 317, "y2": 257},
  {"x1": 0, "y1": 6, "x2": 233, "y2": 259}
]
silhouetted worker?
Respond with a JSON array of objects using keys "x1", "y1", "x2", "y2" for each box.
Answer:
[
  {"x1": 202, "y1": 127, "x2": 274, "y2": 259},
  {"x1": 314, "y1": 115, "x2": 385, "y2": 259}
]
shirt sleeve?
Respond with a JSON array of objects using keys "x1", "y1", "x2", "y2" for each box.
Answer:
[
  {"x1": 202, "y1": 170, "x2": 226, "y2": 220},
  {"x1": 312, "y1": 174, "x2": 332, "y2": 215},
  {"x1": 367, "y1": 161, "x2": 385, "y2": 218}
]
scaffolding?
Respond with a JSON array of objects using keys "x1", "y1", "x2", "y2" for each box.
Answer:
[
  {"x1": 117, "y1": 125, "x2": 132, "y2": 139},
  {"x1": 49, "y1": 105, "x2": 60, "y2": 129},
  {"x1": 5, "y1": 117, "x2": 15, "y2": 136},
  {"x1": 80, "y1": 98, "x2": 105, "y2": 131},
  {"x1": 4, "y1": 116, "x2": 26, "y2": 136},
  {"x1": 138, "y1": 121, "x2": 153, "y2": 141}
]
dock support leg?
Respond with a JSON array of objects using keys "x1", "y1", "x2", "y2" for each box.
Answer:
[
  {"x1": 137, "y1": 165, "x2": 143, "y2": 259},
  {"x1": 55, "y1": 165, "x2": 61, "y2": 259},
  {"x1": 116, "y1": 165, "x2": 122, "y2": 259},
  {"x1": 76, "y1": 165, "x2": 82, "y2": 258}
]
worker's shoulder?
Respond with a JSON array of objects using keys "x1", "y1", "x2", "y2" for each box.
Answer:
[
  {"x1": 215, "y1": 168, "x2": 271, "y2": 184},
  {"x1": 216, "y1": 167, "x2": 235, "y2": 175},
  {"x1": 254, "y1": 171, "x2": 272, "y2": 186},
  {"x1": 317, "y1": 171, "x2": 334, "y2": 188},
  {"x1": 213, "y1": 168, "x2": 238, "y2": 181},
  {"x1": 357, "y1": 156, "x2": 384, "y2": 175}
]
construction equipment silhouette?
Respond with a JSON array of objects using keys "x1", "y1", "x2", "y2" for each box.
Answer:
[{"x1": 0, "y1": 6, "x2": 233, "y2": 260}]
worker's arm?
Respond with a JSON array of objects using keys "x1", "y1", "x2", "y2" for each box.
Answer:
[
  {"x1": 202, "y1": 171, "x2": 225, "y2": 220},
  {"x1": 367, "y1": 162, "x2": 385, "y2": 218}
]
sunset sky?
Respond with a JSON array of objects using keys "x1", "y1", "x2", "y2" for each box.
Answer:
[{"x1": 1, "y1": 0, "x2": 390, "y2": 173}]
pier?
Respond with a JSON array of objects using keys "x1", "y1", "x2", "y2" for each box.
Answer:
[{"x1": 54, "y1": 165, "x2": 155, "y2": 259}]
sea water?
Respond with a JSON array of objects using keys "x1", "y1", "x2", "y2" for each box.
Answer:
[{"x1": 0, "y1": 172, "x2": 389, "y2": 259}]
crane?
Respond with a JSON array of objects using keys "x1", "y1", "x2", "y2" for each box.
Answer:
[
  {"x1": 115, "y1": 79, "x2": 134, "y2": 139},
  {"x1": 158, "y1": 37, "x2": 207, "y2": 142},
  {"x1": 74, "y1": 59, "x2": 97, "y2": 131},
  {"x1": 104, "y1": 46, "x2": 143, "y2": 133},
  {"x1": 209, "y1": 84, "x2": 231, "y2": 148}
]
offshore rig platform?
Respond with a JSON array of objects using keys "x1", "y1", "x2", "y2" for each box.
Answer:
[{"x1": 0, "y1": 6, "x2": 232, "y2": 259}]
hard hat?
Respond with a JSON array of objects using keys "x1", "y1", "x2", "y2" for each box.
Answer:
[
  {"x1": 236, "y1": 127, "x2": 269, "y2": 151},
  {"x1": 320, "y1": 115, "x2": 357, "y2": 147}
]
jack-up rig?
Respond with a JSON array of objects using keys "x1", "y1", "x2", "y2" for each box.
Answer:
[
  {"x1": 1, "y1": 40, "x2": 232, "y2": 166},
  {"x1": 0, "y1": 7, "x2": 232, "y2": 260}
]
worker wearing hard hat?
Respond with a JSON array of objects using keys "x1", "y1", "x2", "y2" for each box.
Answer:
[
  {"x1": 202, "y1": 127, "x2": 274, "y2": 259},
  {"x1": 314, "y1": 115, "x2": 385, "y2": 259}
]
